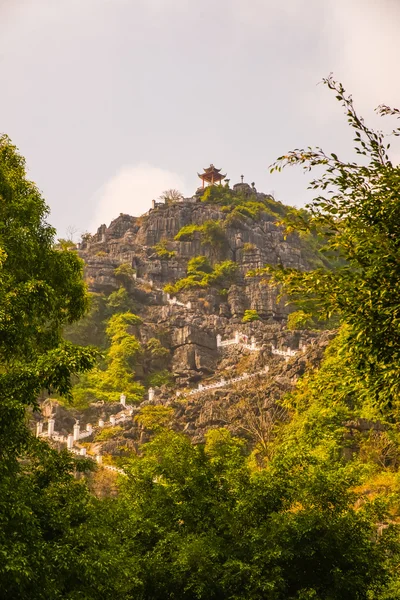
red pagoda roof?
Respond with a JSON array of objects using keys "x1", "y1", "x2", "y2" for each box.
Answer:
[{"x1": 198, "y1": 164, "x2": 226, "y2": 184}]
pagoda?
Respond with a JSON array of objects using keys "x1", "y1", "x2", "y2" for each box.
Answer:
[{"x1": 198, "y1": 164, "x2": 226, "y2": 188}]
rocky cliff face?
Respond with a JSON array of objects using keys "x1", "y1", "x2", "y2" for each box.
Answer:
[
  {"x1": 75, "y1": 198, "x2": 322, "y2": 382},
  {"x1": 47, "y1": 196, "x2": 331, "y2": 465},
  {"x1": 75, "y1": 198, "x2": 328, "y2": 382},
  {"x1": 80, "y1": 199, "x2": 311, "y2": 314}
]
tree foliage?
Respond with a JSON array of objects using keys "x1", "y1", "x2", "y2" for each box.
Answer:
[
  {"x1": 112, "y1": 429, "x2": 396, "y2": 599},
  {"x1": 286, "y1": 309, "x2": 313, "y2": 330},
  {"x1": 0, "y1": 136, "x2": 105, "y2": 598},
  {"x1": 114, "y1": 263, "x2": 136, "y2": 281},
  {"x1": 259, "y1": 76, "x2": 400, "y2": 414},
  {"x1": 73, "y1": 311, "x2": 145, "y2": 405},
  {"x1": 0, "y1": 135, "x2": 97, "y2": 454}
]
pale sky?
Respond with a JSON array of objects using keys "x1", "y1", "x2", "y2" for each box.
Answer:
[{"x1": 1, "y1": 0, "x2": 400, "y2": 238}]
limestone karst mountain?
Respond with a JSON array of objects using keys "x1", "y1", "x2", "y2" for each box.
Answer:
[{"x1": 40, "y1": 183, "x2": 333, "y2": 468}]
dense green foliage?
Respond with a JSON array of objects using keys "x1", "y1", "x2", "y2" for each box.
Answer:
[
  {"x1": 107, "y1": 428, "x2": 396, "y2": 599},
  {"x1": 286, "y1": 309, "x2": 314, "y2": 330},
  {"x1": 66, "y1": 290, "x2": 171, "y2": 406},
  {"x1": 0, "y1": 135, "x2": 97, "y2": 452},
  {"x1": 164, "y1": 256, "x2": 238, "y2": 295},
  {"x1": 72, "y1": 311, "x2": 145, "y2": 405},
  {"x1": 64, "y1": 288, "x2": 137, "y2": 348},
  {"x1": 0, "y1": 136, "x2": 101, "y2": 597}
]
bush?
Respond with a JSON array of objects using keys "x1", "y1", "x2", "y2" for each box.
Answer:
[
  {"x1": 165, "y1": 257, "x2": 238, "y2": 295},
  {"x1": 174, "y1": 224, "x2": 202, "y2": 241},
  {"x1": 187, "y1": 256, "x2": 213, "y2": 275},
  {"x1": 135, "y1": 405, "x2": 174, "y2": 431},
  {"x1": 152, "y1": 239, "x2": 176, "y2": 259},
  {"x1": 106, "y1": 287, "x2": 134, "y2": 312},
  {"x1": 230, "y1": 202, "x2": 271, "y2": 221},
  {"x1": 146, "y1": 370, "x2": 174, "y2": 388},
  {"x1": 208, "y1": 260, "x2": 238, "y2": 286},
  {"x1": 175, "y1": 220, "x2": 227, "y2": 250},
  {"x1": 114, "y1": 263, "x2": 136, "y2": 278},
  {"x1": 94, "y1": 426, "x2": 123, "y2": 441},
  {"x1": 146, "y1": 338, "x2": 170, "y2": 359},
  {"x1": 200, "y1": 184, "x2": 234, "y2": 205},
  {"x1": 200, "y1": 220, "x2": 227, "y2": 249},
  {"x1": 242, "y1": 309, "x2": 260, "y2": 323},
  {"x1": 243, "y1": 243, "x2": 256, "y2": 251},
  {"x1": 164, "y1": 275, "x2": 209, "y2": 295},
  {"x1": 200, "y1": 184, "x2": 289, "y2": 223}
]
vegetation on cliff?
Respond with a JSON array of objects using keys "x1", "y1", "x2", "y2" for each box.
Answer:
[
  {"x1": 174, "y1": 219, "x2": 228, "y2": 251},
  {"x1": 242, "y1": 309, "x2": 260, "y2": 323},
  {"x1": 65, "y1": 287, "x2": 172, "y2": 406},
  {"x1": 152, "y1": 239, "x2": 177, "y2": 259},
  {"x1": 200, "y1": 183, "x2": 287, "y2": 219},
  {"x1": 164, "y1": 256, "x2": 238, "y2": 295},
  {"x1": 72, "y1": 311, "x2": 145, "y2": 406}
]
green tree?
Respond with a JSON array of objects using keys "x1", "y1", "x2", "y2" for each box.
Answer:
[
  {"x1": 0, "y1": 135, "x2": 97, "y2": 457},
  {"x1": 116, "y1": 429, "x2": 396, "y2": 599},
  {"x1": 73, "y1": 311, "x2": 145, "y2": 405},
  {"x1": 265, "y1": 77, "x2": 400, "y2": 415},
  {"x1": 0, "y1": 136, "x2": 111, "y2": 598}
]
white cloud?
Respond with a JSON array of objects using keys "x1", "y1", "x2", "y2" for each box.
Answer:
[{"x1": 89, "y1": 163, "x2": 187, "y2": 232}]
